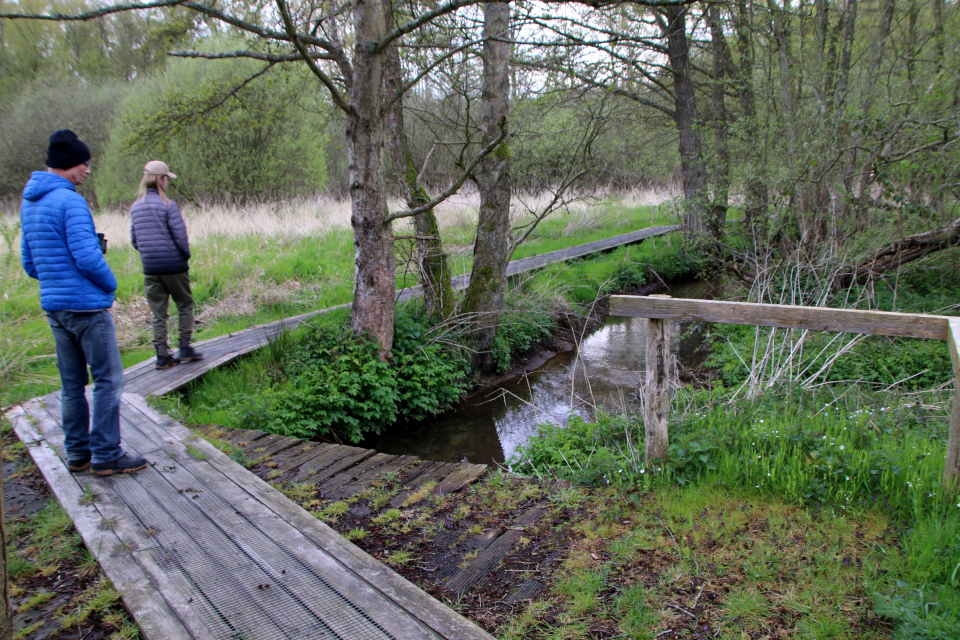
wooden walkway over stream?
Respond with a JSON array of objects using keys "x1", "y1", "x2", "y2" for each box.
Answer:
[{"x1": 7, "y1": 223, "x2": 680, "y2": 639}]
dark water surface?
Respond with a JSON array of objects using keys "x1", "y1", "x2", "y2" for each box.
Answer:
[{"x1": 366, "y1": 280, "x2": 722, "y2": 468}]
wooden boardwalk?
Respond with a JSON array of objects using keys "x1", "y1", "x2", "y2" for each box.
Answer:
[
  {"x1": 123, "y1": 224, "x2": 679, "y2": 396},
  {"x1": 8, "y1": 392, "x2": 493, "y2": 640}
]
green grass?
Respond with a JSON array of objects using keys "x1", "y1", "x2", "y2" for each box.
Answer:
[{"x1": 511, "y1": 381, "x2": 960, "y2": 638}]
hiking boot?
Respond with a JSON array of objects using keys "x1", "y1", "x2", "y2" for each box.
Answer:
[
  {"x1": 156, "y1": 346, "x2": 180, "y2": 370},
  {"x1": 178, "y1": 343, "x2": 203, "y2": 363},
  {"x1": 91, "y1": 453, "x2": 148, "y2": 476},
  {"x1": 67, "y1": 456, "x2": 91, "y2": 472}
]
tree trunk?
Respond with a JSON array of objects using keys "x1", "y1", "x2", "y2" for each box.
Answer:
[
  {"x1": 461, "y1": 1, "x2": 512, "y2": 371},
  {"x1": 662, "y1": 4, "x2": 710, "y2": 243},
  {"x1": 708, "y1": 5, "x2": 731, "y2": 244},
  {"x1": 348, "y1": 0, "x2": 395, "y2": 358},
  {"x1": 735, "y1": 0, "x2": 769, "y2": 241},
  {"x1": 384, "y1": 38, "x2": 455, "y2": 320}
]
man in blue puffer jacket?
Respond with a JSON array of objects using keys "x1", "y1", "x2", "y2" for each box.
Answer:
[{"x1": 20, "y1": 129, "x2": 147, "y2": 477}]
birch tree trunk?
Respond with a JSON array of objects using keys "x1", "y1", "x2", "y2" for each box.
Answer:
[
  {"x1": 348, "y1": 0, "x2": 395, "y2": 358},
  {"x1": 384, "y1": 39, "x2": 455, "y2": 320},
  {"x1": 461, "y1": 1, "x2": 512, "y2": 370}
]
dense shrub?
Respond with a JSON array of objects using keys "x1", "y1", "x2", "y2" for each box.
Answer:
[
  {"x1": 96, "y1": 38, "x2": 329, "y2": 205},
  {"x1": 235, "y1": 311, "x2": 470, "y2": 442}
]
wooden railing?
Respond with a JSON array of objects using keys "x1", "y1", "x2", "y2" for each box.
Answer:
[{"x1": 609, "y1": 294, "x2": 960, "y2": 491}]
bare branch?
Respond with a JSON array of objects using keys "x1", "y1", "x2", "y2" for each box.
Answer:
[
  {"x1": 384, "y1": 36, "x2": 485, "y2": 113},
  {"x1": 384, "y1": 120, "x2": 508, "y2": 224},
  {"x1": 0, "y1": 0, "x2": 184, "y2": 21},
  {"x1": 275, "y1": 0, "x2": 349, "y2": 113},
  {"x1": 169, "y1": 49, "x2": 336, "y2": 62}
]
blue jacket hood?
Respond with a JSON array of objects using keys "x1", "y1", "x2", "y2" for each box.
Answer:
[{"x1": 23, "y1": 171, "x2": 75, "y2": 202}]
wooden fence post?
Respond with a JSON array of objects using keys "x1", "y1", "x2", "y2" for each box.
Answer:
[
  {"x1": 944, "y1": 319, "x2": 960, "y2": 491},
  {"x1": 644, "y1": 317, "x2": 670, "y2": 465}
]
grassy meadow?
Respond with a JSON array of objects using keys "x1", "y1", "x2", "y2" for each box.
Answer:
[{"x1": 0, "y1": 188, "x2": 675, "y2": 407}]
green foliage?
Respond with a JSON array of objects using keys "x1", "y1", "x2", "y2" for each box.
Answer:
[
  {"x1": 599, "y1": 242, "x2": 708, "y2": 296},
  {"x1": 492, "y1": 297, "x2": 557, "y2": 372},
  {"x1": 227, "y1": 308, "x2": 470, "y2": 442},
  {"x1": 0, "y1": 78, "x2": 127, "y2": 201},
  {"x1": 96, "y1": 38, "x2": 329, "y2": 204},
  {"x1": 874, "y1": 583, "x2": 960, "y2": 640}
]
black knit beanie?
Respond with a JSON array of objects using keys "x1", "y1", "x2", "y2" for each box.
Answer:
[{"x1": 46, "y1": 129, "x2": 91, "y2": 170}]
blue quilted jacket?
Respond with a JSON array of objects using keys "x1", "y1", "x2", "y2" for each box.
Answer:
[{"x1": 20, "y1": 172, "x2": 117, "y2": 311}]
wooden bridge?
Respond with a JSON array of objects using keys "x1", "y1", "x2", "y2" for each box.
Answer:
[{"x1": 6, "y1": 223, "x2": 680, "y2": 639}]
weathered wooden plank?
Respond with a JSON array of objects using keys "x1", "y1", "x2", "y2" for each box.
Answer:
[
  {"x1": 644, "y1": 317, "x2": 670, "y2": 463},
  {"x1": 424, "y1": 528, "x2": 502, "y2": 577},
  {"x1": 122, "y1": 394, "x2": 493, "y2": 640},
  {"x1": 434, "y1": 463, "x2": 488, "y2": 495},
  {"x1": 610, "y1": 295, "x2": 951, "y2": 340},
  {"x1": 443, "y1": 530, "x2": 522, "y2": 595},
  {"x1": 6, "y1": 401, "x2": 194, "y2": 640},
  {"x1": 318, "y1": 453, "x2": 398, "y2": 497},
  {"x1": 946, "y1": 318, "x2": 960, "y2": 490},
  {"x1": 243, "y1": 434, "x2": 302, "y2": 464},
  {"x1": 391, "y1": 462, "x2": 459, "y2": 508},
  {"x1": 270, "y1": 442, "x2": 338, "y2": 476},
  {"x1": 256, "y1": 441, "x2": 320, "y2": 471},
  {"x1": 327, "y1": 455, "x2": 420, "y2": 501},
  {"x1": 118, "y1": 401, "x2": 416, "y2": 639},
  {"x1": 293, "y1": 447, "x2": 378, "y2": 485}
]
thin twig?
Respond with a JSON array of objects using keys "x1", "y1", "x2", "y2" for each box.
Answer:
[{"x1": 667, "y1": 603, "x2": 697, "y2": 620}]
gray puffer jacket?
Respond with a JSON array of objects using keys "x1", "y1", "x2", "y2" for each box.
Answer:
[{"x1": 130, "y1": 190, "x2": 191, "y2": 275}]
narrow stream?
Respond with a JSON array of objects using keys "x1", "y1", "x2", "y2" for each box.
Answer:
[{"x1": 366, "y1": 280, "x2": 722, "y2": 468}]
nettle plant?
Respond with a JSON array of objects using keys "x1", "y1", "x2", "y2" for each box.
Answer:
[{"x1": 238, "y1": 311, "x2": 470, "y2": 442}]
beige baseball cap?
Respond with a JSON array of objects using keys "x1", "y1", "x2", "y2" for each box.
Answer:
[{"x1": 144, "y1": 160, "x2": 177, "y2": 179}]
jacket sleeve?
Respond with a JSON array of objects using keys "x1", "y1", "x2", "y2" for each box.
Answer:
[
  {"x1": 21, "y1": 231, "x2": 38, "y2": 280},
  {"x1": 167, "y1": 201, "x2": 191, "y2": 260},
  {"x1": 64, "y1": 196, "x2": 118, "y2": 294},
  {"x1": 130, "y1": 216, "x2": 139, "y2": 251}
]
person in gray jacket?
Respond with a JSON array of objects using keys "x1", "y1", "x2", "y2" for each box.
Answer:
[{"x1": 131, "y1": 160, "x2": 203, "y2": 369}]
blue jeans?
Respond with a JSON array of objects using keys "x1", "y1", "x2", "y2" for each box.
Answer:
[{"x1": 46, "y1": 309, "x2": 125, "y2": 465}]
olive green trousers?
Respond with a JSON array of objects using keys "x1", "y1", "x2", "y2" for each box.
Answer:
[{"x1": 144, "y1": 272, "x2": 195, "y2": 348}]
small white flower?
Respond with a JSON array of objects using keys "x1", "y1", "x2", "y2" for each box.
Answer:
[{"x1": 840, "y1": 445, "x2": 845, "y2": 451}]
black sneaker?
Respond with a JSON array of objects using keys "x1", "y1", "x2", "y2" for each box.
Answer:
[
  {"x1": 91, "y1": 453, "x2": 148, "y2": 476},
  {"x1": 178, "y1": 344, "x2": 203, "y2": 362},
  {"x1": 156, "y1": 346, "x2": 180, "y2": 370},
  {"x1": 67, "y1": 456, "x2": 91, "y2": 472}
]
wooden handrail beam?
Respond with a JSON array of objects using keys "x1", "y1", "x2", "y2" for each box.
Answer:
[
  {"x1": 610, "y1": 295, "x2": 951, "y2": 341},
  {"x1": 610, "y1": 295, "x2": 960, "y2": 491}
]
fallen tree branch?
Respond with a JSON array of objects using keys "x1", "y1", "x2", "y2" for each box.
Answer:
[{"x1": 836, "y1": 216, "x2": 960, "y2": 286}]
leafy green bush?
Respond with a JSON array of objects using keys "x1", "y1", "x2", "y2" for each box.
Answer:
[
  {"x1": 235, "y1": 310, "x2": 470, "y2": 442},
  {"x1": 96, "y1": 37, "x2": 329, "y2": 205}
]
